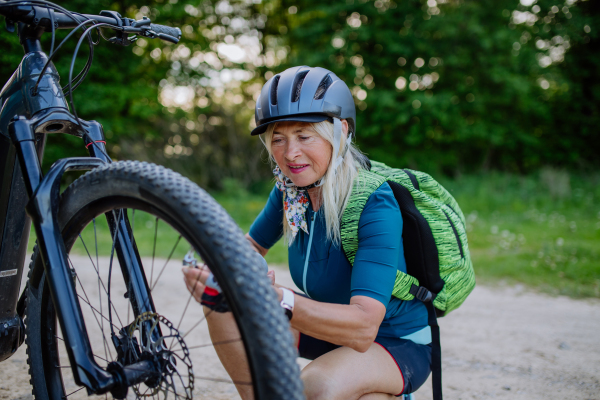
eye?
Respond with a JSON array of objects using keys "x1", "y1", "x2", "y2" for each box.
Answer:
[{"x1": 299, "y1": 135, "x2": 311, "y2": 141}]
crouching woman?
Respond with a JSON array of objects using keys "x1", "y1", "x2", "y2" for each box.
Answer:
[{"x1": 183, "y1": 66, "x2": 432, "y2": 400}]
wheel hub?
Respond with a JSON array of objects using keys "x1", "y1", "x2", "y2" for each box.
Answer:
[{"x1": 112, "y1": 313, "x2": 194, "y2": 399}]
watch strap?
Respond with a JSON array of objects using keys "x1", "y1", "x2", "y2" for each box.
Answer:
[{"x1": 280, "y1": 288, "x2": 294, "y2": 320}]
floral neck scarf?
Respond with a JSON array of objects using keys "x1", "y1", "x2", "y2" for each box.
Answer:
[{"x1": 273, "y1": 166, "x2": 310, "y2": 238}]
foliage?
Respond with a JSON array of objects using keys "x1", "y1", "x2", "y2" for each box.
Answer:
[
  {"x1": 0, "y1": 0, "x2": 273, "y2": 188},
  {"x1": 2, "y1": 0, "x2": 598, "y2": 183},
  {"x1": 274, "y1": 0, "x2": 600, "y2": 174}
]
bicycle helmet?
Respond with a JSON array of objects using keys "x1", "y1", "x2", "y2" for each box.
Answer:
[
  {"x1": 251, "y1": 66, "x2": 356, "y2": 136},
  {"x1": 252, "y1": 66, "x2": 356, "y2": 171}
]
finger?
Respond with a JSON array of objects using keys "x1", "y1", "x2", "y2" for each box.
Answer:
[
  {"x1": 267, "y1": 270, "x2": 275, "y2": 285},
  {"x1": 183, "y1": 266, "x2": 209, "y2": 284},
  {"x1": 183, "y1": 267, "x2": 207, "y2": 298},
  {"x1": 186, "y1": 279, "x2": 205, "y2": 303}
]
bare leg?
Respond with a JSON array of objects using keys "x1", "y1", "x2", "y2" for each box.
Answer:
[
  {"x1": 204, "y1": 306, "x2": 301, "y2": 400},
  {"x1": 301, "y1": 342, "x2": 404, "y2": 400},
  {"x1": 204, "y1": 307, "x2": 254, "y2": 400}
]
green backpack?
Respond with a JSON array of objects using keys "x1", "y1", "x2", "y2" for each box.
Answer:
[{"x1": 340, "y1": 160, "x2": 476, "y2": 316}]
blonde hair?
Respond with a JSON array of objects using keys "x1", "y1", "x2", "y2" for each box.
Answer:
[{"x1": 262, "y1": 120, "x2": 369, "y2": 245}]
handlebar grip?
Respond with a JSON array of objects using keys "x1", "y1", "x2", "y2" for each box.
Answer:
[{"x1": 150, "y1": 24, "x2": 181, "y2": 39}]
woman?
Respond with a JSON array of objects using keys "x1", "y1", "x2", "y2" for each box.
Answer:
[{"x1": 183, "y1": 66, "x2": 431, "y2": 400}]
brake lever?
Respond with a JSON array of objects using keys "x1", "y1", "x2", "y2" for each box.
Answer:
[
  {"x1": 156, "y1": 32, "x2": 179, "y2": 44},
  {"x1": 5, "y1": 17, "x2": 15, "y2": 33},
  {"x1": 132, "y1": 16, "x2": 151, "y2": 28},
  {"x1": 99, "y1": 10, "x2": 139, "y2": 46}
]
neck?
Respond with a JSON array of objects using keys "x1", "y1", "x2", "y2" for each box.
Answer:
[{"x1": 307, "y1": 187, "x2": 322, "y2": 211}]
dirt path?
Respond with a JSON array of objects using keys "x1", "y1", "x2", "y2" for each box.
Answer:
[{"x1": 1, "y1": 261, "x2": 599, "y2": 400}]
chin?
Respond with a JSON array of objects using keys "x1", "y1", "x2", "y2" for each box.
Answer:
[{"x1": 288, "y1": 176, "x2": 314, "y2": 188}]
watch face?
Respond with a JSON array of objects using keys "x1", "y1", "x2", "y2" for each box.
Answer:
[{"x1": 284, "y1": 308, "x2": 293, "y2": 321}]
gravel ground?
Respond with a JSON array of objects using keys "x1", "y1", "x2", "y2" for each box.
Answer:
[{"x1": 1, "y1": 258, "x2": 599, "y2": 400}]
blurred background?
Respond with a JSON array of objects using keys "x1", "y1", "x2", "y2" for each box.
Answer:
[{"x1": 1, "y1": 0, "x2": 598, "y2": 297}]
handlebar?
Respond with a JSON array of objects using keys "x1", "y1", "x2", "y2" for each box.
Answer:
[{"x1": 0, "y1": 1, "x2": 181, "y2": 44}]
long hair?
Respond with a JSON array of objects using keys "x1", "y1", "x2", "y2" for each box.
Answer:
[{"x1": 262, "y1": 120, "x2": 369, "y2": 245}]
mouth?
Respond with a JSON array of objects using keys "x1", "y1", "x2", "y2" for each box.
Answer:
[{"x1": 287, "y1": 164, "x2": 309, "y2": 174}]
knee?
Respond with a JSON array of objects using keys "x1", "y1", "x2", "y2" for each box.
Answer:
[{"x1": 302, "y1": 363, "x2": 343, "y2": 400}]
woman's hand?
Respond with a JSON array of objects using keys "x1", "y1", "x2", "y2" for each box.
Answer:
[
  {"x1": 183, "y1": 264, "x2": 275, "y2": 304},
  {"x1": 182, "y1": 265, "x2": 212, "y2": 303}
]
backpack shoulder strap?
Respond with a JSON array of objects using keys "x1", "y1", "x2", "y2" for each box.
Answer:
[
  {"x1": 340, "y1": 168, "x2": 387, "y2": 265},
  {"x1": 341, "y1": 164, "x2": 423, "y2": 301}
]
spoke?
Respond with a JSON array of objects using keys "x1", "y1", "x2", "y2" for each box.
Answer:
[
  {"x1": 64, "y1": 386, "x2": 85, "y2": 398},
  {"x1": 151, "y1": 235, "x2": 182, "y2": 291},
  {"x1": 181, "y1": 313, "x2": 210, "y2": 341},
  {"x1": 70, "y1": 258, "x2": 115, "y2": 361},
  {"x1": 175, "y1": 338, "x2": 243, "y2": 351},
  {"x1": 181, "y1": 298, "x2": 224, "y2": 341},
  {"x1": 77, "y1": 233, "x2": 125, "y2": 328},
  {"x1": 175, "y1": 263, "x2": 209, "y2": 333},
  {"x1": 194, "y1": 375, "x2": 252, "y2": 386},
  {"x1": 150, "y1": 217, "x2": 158, "y2": 288},
  {"x1": 170, "y1": 270, "x2": 224, "y2": 351},
  {"x1": 93, "y1": 354, "x2": 110, "y2": 363},
  {"x1": 160, "y1": 386, "x2": 179, "y2": 398},
  {"x1": 171, "y1": 267, "x2": 208, "y2": 349},
  {"x1": 76, "y1": 294, "x2": 120, "y2": 332}
]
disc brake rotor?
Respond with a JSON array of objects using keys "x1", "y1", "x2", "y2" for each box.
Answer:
[{"x1": 120, "y1": 312, "x2": 194, "y2": 399}]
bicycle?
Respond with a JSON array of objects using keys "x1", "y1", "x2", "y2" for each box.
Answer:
[{"x1": 0, "y1": 1, "x2": 303, "y2": 399}]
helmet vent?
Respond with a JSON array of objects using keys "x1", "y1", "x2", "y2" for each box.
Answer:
[
  {"x1": 314, "y1": 75, "x2": 333, "y2": 100},
  {"x1": 291, "y1": 70, "x2": 310, "y2": 102},
  {"x1": 270, "y1": 75, "x2": 281, "y2": 105}
]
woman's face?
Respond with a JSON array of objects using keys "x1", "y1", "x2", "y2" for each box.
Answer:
[{"x1": 270, "y1": 122, "x2": 332, "y2": 187}]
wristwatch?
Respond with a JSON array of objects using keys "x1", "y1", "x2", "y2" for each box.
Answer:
[{"x1": 280, "y1": 288, "x2": 295, "y2": 321}]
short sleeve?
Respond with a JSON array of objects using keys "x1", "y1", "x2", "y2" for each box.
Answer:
[
  {"x1": 248, "y1": 186, "x2": 284, "y2": 249},
  {"x1": 350, "y1": 183, "x2": 405, "y2": 308}
]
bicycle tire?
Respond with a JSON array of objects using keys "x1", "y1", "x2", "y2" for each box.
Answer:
[{"x1": 25, "y1": 160, "x2": 304, "y2": 400}]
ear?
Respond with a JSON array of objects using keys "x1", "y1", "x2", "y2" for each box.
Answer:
[{"x1": 341, "y1": 119, "x2": 349, "y2": 137}]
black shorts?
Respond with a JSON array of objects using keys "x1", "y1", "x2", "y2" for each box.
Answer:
[{"x1": 298, "y1": 333, "x2": 431, "y2": 396}]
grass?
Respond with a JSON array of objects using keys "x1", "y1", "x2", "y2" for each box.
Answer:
[
  {"x1": 27, "y1": 169, "x2": 600, "y2": 298},
  {"x1": 215, "y1": 169, "x2": 600, "y2": 299},
  {"x1": 438, "y1": 169, "x2": 600, "y2": 298}
]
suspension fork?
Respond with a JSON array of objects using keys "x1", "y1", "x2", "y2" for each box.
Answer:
[
  {"x1": 9, "y1": 116, "x2": 114, "y2": 392},
  {"x1": 9, "y1": 116, "x2": 160, "y2": 396}
]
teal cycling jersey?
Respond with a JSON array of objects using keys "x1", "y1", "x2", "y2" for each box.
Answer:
[{"x1": 249, "y1": 182, "x2": 428, "y2": 339}]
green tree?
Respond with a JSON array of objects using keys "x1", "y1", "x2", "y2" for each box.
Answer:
[
  {"x1": 0, "y1": 0, "x2": 276, "y2": 188},
  {"x1": 271, "y1": 0, "x2": 599, "y2": 173}
]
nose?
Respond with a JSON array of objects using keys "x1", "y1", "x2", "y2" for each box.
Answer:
[{"x1": 284, "y1": 138, "x2": 302, "y2": 161}]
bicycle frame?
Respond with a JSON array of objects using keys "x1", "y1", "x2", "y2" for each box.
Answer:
[{"x1": 0, "y1": 23, "x2": 158, "y2": 395}]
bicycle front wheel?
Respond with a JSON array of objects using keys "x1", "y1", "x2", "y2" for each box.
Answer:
[{"x1": 25, "y1": 161, "x2": 303, "y2": 400}]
